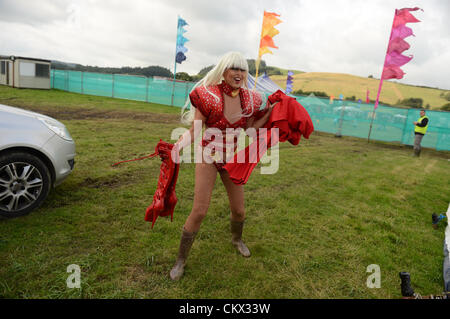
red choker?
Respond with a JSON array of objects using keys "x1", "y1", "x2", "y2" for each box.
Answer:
[{"x1": 220, "y1": 81, "x2": 240, "y2": 97}]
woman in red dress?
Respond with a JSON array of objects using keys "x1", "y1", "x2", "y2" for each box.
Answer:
[{"x1": 170, "y1": 52, "x2": 275, "y2": 280}]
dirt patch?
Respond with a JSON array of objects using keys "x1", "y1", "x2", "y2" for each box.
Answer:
[
  {"x1": 7, "y1": 104, "x2": 180, "y2": 124},
  {"x1": 79, "y1": 172, "x2": 137, "y2": 189}
]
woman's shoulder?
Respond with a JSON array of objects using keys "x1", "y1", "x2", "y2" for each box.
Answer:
[
  {"x1": 189, "y1": 84, "x2": 222, "y2": 118},
  {"x1": 190, "y1": 84, "x2": 221, "y2": 104},
  {"x1": 240, "y1": 88, "x2": 262, "y2": 105},
  {"x1": 192, "y1": 84, "x2": 221, "y2": 97}
]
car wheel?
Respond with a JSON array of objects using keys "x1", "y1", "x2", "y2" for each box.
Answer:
[{"x1": 0, "y1": 152, "x2": 51, "y2": 218}]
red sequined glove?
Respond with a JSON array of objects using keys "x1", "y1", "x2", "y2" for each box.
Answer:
[{"x1": 144, "y1": 140, "x2": 180, "y2": 228}]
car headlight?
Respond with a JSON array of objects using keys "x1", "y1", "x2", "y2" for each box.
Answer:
[{"x1": 38, "y1": 117, "x2": 73, "y2": 141}]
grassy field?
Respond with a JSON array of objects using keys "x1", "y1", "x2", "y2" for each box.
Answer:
[
  {"x1": 271, "y1": 72, "x2": 449, "y2": 110},
  {"x1": 0, "y1": 85, "x2": 449, "y2": 299}
]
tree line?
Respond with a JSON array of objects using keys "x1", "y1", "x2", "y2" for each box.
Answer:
[
  {"x1": 51, "y1": 61, "x2": 174, "y2": 78},
  {"x1": 50, "y1": 59, "x2": 281, "y2": 82}
]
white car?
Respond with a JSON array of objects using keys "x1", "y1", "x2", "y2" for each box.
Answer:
[{"x1": 0, "y1": 104, "x2": 76, "y2": 217}]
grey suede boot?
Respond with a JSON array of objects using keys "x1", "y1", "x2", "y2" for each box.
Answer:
[
  {"x1": 231, "y1": 220, "x2": 251, "y2": 257},
  {"x1": 169, "y1": 227, "x2": 197, "y2": 281}
]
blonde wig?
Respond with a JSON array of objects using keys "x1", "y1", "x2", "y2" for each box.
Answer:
[{"x1": 181, "y1": 51, "x2": 257, "y2": 125}]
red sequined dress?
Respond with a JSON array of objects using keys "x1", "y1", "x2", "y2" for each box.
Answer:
[{"x1": 189, "y1": 81, "x2": 266, "y2": 171}]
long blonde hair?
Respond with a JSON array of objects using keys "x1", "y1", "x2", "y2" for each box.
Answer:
[{"x1": 181, "y1": 51, "x2": 253, "y2": 125}]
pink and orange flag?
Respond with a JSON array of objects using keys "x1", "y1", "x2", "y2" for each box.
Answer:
[
  {"x1": 373, "y1": 7, "x2": 422, "y2": 110},
  {"x1": 382, "y1": 7, "x2": 422, "y2": 80},
  {"x1": 368, "y1": 7, "x2": 422, "y2": 142},
  {"x1": 255, "y1": 11, "x2": 282, "y2": 82}
]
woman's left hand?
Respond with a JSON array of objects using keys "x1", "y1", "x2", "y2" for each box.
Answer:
[{"x1": 266, "y1": 100, "x2": 278, "y2": 112}]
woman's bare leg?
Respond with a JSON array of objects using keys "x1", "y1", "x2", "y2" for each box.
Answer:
[
  {"x1": 219, "y1": 170, "x2": 245, "y2": 221},
  {"x1": 170, "y1": 162, "x2": 217, "y2": 280},
  {"x1": 219, "y1": 170, "x2": 250, "y2": 257},
  {"x1": 183, "y1": 162, "x2": 218, "y2": 233}
]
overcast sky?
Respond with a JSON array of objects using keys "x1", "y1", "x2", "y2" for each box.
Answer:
[{"x1": 0, "y1": 0, "x2": 449, "y2": 89}]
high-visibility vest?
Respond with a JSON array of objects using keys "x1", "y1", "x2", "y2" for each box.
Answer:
[{"x1": 414, "y1": 115, "x2": 429, "y2": 135}]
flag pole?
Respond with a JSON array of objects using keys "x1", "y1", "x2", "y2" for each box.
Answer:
[
  {"x1": 171, "y1": 16, "x2": 179, "y2": 106},
  {"x1": 254, "y1": 58, "x2": 260, "y2": 89},
  {"x1": 368, "y1": 10, "x2": 397, "y2": 143},
  {"x1": 173, "y1": 15, "x2": 178, "y2": 82},
  {"x1": 367, "y1": 80, "x2": 384, "y2": 142},
  {"x1": 171, "y1": 62, "x2": 177, "y2": 106},
  {"x1": 254, "y1": 11, "x2": 266, "y2": 89}
]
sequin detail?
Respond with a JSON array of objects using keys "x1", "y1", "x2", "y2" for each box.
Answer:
[{"x1": 189, "y1": 82, "x2": 265, "y2": 171}]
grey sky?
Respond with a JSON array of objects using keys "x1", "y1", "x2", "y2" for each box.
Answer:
[{"x1": 0, "y1": 0, "x2": 448, "y2": 89}]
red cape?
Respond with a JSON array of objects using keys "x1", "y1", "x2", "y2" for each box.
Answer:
[{"x1": 223, "y1": 90, "x2": 314, "y2": 185}]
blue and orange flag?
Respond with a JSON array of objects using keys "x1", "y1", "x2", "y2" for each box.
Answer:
[
  {"x1": 175, "y1": 17, "x2": 189, "y2": 64},
  {"x1": 255, "y1": 11, "x2": 282, "y2": 83}
]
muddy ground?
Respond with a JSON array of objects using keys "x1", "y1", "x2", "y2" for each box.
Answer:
[{"x1": 3, "y1": 102, "x2": 181, "y2": 124}]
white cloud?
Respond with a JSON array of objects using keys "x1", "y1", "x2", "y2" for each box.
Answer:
[{"x1": 0, "y1": 0, "x2": 448, "y2": 89}]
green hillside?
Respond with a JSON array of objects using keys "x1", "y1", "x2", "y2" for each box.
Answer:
[
  {"x1": 270, "y1": 72, "x2": 449, "y2": 110},
  {"x1": 265, "y1": 65, "x2": 304, "y2": 76}
]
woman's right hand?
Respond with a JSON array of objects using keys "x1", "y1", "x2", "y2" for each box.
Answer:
[{"x1": 171, "y1": 142, "x2": 181, "y2": 163}]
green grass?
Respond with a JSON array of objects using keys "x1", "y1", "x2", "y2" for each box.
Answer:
[
  {"x1": 0, "y1": 85, "x2": 180, "y2": 115},
  {"x1": 0, "y1": 85, "x2": 449, "y2": 298}
]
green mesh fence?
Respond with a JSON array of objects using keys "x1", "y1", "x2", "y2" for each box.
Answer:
[
  {"x1": 51, "y1": 69, "x2": 196, "y2": 106},
  {"x1": 51, "y1": 69, "x2": 450, "y2": 151},
  {"x1": 297, "y1": 95, "x2": 450, "y2": 151}
]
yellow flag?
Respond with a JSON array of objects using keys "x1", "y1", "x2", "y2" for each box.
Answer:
[
  {"x1": 255, "y1": 11, "x2": 281, "y2": 84},
  {"x1": 259, "y1": 47, "x2": 273, "y2": 56}
]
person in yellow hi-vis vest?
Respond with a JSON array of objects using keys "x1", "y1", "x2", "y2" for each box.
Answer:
[{"x1": 413, "y1": 109, "x2": 429, "y2": 157}]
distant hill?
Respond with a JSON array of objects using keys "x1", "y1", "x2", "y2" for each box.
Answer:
[
  {"x1": 270, "y1": 72, "x2": 449, "y2": 110},
  {"x1": 51, "y1": 60, "x2": 79, "y2": 69},
  {"x1": 266, "y1": 66, "x2": 304, "y2": 76},
  {"x1": 50, "y1": 59, "x2": 448, "y2": 110}
]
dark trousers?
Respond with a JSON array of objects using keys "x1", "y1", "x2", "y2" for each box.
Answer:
[{"x1": 413, "y1": 133, "x2": 424, "y2": 152}]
